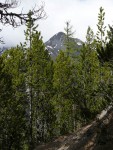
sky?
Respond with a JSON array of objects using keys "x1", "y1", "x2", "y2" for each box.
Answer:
[{"x1": 0, "y1": 0, "x2": 113, "y2": 47}]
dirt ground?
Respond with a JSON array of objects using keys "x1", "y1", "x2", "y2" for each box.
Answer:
[{"x1": 35, "y1": 108, "x2": 113, "y2": 150}]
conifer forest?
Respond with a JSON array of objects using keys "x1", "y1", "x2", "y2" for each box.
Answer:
[{"x1": 0, "y1": 1, "x2": 113, "y2": 149}]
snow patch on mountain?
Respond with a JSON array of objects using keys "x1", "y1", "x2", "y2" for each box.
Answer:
[
  {"x1": 45, "y1": 32, "x2": 83, "y2": 58},
  {"x1": 77, "y1": 42, "x2": 82, "y2": 45}
]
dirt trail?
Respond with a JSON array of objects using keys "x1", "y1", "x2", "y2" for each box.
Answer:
[{"x1": 36, "y1": 108, "x2": 113, "y2": 150}]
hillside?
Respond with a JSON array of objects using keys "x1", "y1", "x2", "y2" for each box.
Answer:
[{"x1": 36, "y1": 107, "x2": 113, "y2": 150}]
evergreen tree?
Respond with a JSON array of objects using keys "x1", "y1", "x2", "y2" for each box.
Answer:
[
  {"x1": 97, "y1": 25, "x2": 113, "y2": 104},
  {"x1": 0, "y1": 56, "x2": 13, "y2": 149},
  {"x1": 24, "y1": 11, "x2": 55, "y2": 148},
  {"x1": 0, "y1": 47, "x2": 27, "y2": 149},
  {"x1": 75, "y1": 45, "x2": 100, "y2": 121},
  {"x1": 73, "y1": 27, "x2": 110, "y2": 123},
  {"x1": 97, "y1": 25, "x2": 113, "y2": 65},
  {"x1": 64, "y1": 21, "x2": 76, "y2": 56},
  {"x1": 86, "y1": 26, "x2": 95, "y2": 50},
  {"x1": 53, "y1": 51, "x2": 74, "y2": 134},
  {"x1": 96, "y1": 7, "x2": 107, "y2": 48}
]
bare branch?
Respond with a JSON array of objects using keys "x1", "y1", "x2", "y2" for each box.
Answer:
[{"x1": 0, "y1": 0, "x2": 46, "y2": 27}]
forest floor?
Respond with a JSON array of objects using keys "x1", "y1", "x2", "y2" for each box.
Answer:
[{"x1": 35, "y1": 108, "x2": 113, "y2": 150}]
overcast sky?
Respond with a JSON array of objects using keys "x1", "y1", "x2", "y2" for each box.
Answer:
[{"x1": 1, "y1": 0, "x2": 113, "y2": 47}]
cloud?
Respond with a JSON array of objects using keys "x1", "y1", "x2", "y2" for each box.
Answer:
[
  {"x1": 0, "y1": 0, "x2": 113, "y2": 47},
  {"x1": 38, "y1": 0, "x2": 113, "y2": 42}
]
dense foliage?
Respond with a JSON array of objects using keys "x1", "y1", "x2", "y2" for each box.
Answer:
[{"x1": 0, "y1": 7, "x2": 113, "y2": 149}]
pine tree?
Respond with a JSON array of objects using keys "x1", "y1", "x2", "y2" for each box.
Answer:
[
  {"x1": 73, "y1": 26, "x2": 109, "y2": 123},
  {"x1": 97, "y1": 25, "x2": 113, "y2": 104},
  {"x1": 30, "y1": 31, "x2": 55, "y2": 143},
  {"x1": 53, "y1": 51, "x2": 74, "y2": 134},
  {"x1": 97, "y1": 25, "x2": 113, "y2": 65},
  {"x1": 24, "y1": 11, "x2": 38, "y2": 148},
  {"x1": 86, "y1": 26, "x2": 95, "y2": 50},
  {"x1": 0, "y1": 46, "x2": 27, "y2": 149},
  {"x1": 0, "y1": 56, "x2": 13, "y2": 149},
  {"x1": 24, "y1": 11, "x2": 55, "y2": 147},
  {"x1": 96, "y1": 7, "x2": 107, "y2": 48},
  {"x1": 64, "y1": 21, "x2": 76, "y2": 56}
]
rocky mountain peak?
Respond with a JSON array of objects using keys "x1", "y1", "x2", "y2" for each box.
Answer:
[{"x1": 45, "y1": 31, "x2": 83, "y2": 58}]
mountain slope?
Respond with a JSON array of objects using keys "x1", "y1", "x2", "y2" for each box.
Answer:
[
  {"x1": 45, "y1": 32, "x2": 83, "y2": 58},
  {"x1": 35, "y1": 106, "x2": 113, "y2": 150}
]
